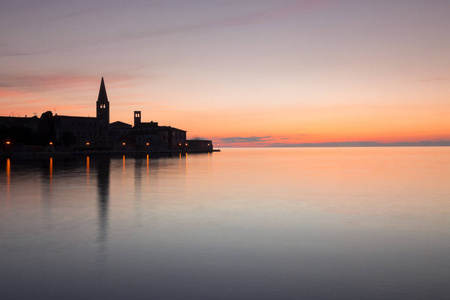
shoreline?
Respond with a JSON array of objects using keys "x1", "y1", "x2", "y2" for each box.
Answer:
[{"x1": 0, "y1": 149, "x2": 220, "y2": 158}]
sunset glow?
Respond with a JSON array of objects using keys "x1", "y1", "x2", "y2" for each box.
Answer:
[{"x1": 1, "y1": 0, "x2": 449, "y2": 147}]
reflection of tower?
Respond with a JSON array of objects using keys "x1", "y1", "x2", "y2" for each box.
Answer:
[
  {"x1": 134, "y1": 158, "x2": 143, "y2": 225},
  {"x1": 96, "y1": 156, "x2": 110, "y2": 244},
  {"x1": 135, "y1": 157, "x2": 142, "y2": 196}
]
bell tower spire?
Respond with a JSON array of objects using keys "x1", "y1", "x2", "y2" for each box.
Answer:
[{"x1": 96, "y1": 77, "x2": 110, "y2": 125}]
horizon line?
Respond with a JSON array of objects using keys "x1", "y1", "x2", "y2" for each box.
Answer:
[{"x1": 218, "y1": 140, "x2": 450, "y2": 147}]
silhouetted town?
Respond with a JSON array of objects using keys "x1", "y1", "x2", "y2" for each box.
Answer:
[{"x1": 1, "y1": 78, "x2": 213, "y2": 154}]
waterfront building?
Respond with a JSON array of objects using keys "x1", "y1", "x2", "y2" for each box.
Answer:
[{"x1": 1, "y1": 77, "x2": 213, "y2": 153}]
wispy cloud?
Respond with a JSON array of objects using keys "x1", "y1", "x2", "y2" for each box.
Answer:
[
  {"x1": 0, "y1": 73, "x2": 134, "y2": 90},
  {"x1": 121, "y1": 0, "x2": 328, "y2": 40},
  {"x1": 0, "y1": 0, "x2": 331, "y2": 58},
  {"x1": 24, "y1": 99, "x2": 46, "y2": 104},
  {"x1": 221, "y1": 136, "x2": 274, "y2": 144},
  {"x1": 0, "y1": 74, "x2": 92, "y2": 89},
  {"x1": 0, "y1": 88, "x2": 28, "y2": 98},
  {"x1": 258, "y1": 141, "x2": 450, "y2": 147},
  {"x1": 209, "y1": 133, "x2": 311, "y2": 146},
  {"x1": 220, "y1": 0, "x2": 328, "y2": 26},
  {"x1": 114, "y1": 101, "x2": 153, "y2": 107},
  {"x1": 412, "y1": 77, "x2": 448, "y2": 83}
]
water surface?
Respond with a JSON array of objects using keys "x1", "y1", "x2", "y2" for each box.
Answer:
[{"x1": 1, "y1": 148, "x2": 450, "y2": 299}]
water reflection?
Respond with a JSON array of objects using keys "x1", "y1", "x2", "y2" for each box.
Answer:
[
  {"x1": 134, "y1": 157, "x2": 142, "y2": 224},
  {"x1": 86, "y1": 156, "x2": 90, "y2": 187},
  {"x1": 135, "y1": 157, "x2": 142, "y2": 194},
  {"x1": 96, "y1": 155, "x2": 110, "y2": 244},
  {"x1": 1, "y1": 149, "x2": 449, "y2": 300},
  {"x1": 49, "y1": 157, "x2": 53, "y2": 187},
  {"x1": 94, "y1": 155, "x2": 110, "y2": 281},
  {"x1": 6, "y1": 158, "x2": 10, "y2": 199},
  {"x1": 146, "y1": 154, "x2": 149, "y2": 179},
  {"x1": 40, "y1": 157, "x2": 53, "y2": 202},
  {"x1": 122, "y1": 154, "x2": 126, "y2": 181}
]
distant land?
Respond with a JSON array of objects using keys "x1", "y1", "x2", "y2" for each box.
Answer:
[
  {"x1": 268, "y1": 141, "x2": 450, "y2": 147},
  {"x1": 217, "y1": 141, "x2": 450, "y2": 147}
]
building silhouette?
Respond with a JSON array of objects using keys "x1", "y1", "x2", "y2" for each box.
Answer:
[{"x1": 1, "y1": 78, "x2": 213, "y2": 153}]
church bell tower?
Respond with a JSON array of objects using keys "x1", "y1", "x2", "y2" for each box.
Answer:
[{"x1": 96, "y1": 77, "x2": 110, "y2": 125}]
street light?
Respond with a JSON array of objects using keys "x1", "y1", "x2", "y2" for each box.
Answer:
[{"x1": 86, "y1": 142, "x2": 90, "y2": 146}]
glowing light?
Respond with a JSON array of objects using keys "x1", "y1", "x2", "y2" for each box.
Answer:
[
  {"x1": 86, "y1": 142, "x2": 90, "y2": 146},
  {"x1": 185, "y1": 143, "x2": 188, "y2": 146},
  {"x1": 6, "y1": 141, "x2": 10, "y2": 145},
  {"x1": 146, "y1": 142, "x2": 149, "y2": 146},
  {"x1": 49, "y1": 142, "x2": 53, "y2": 145},
  {"x1": 122, "y1": 142, "x2": 126, "y2": 146}
]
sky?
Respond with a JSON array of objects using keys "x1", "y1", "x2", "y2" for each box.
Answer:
[{"x1": 1, "y1": 0, "x2": 449, "y2": 147}]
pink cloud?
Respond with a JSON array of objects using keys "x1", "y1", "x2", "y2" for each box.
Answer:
[
  {"x1": 0, "y1": 88, "x2": 28, "y2": 98},
  {"x1": 24, "y1": 99, "x2": 46, "y2": 104}
]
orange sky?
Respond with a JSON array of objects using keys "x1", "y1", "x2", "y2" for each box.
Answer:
[{"x1": 1, "y1": 0, "x2": 449, "y2": 146}]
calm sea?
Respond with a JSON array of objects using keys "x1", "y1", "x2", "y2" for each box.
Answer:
[{"x1": 1, "y1": 147, "x2": 450, "y2": 300}]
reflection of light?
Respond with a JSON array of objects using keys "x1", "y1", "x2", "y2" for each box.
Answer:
[
  {"x1": 6, "y1": 158, "x2": 10, "y2": 175},
  {"x1": 146, "y1": 154, "x2": 149, "y2": 177},
  {"x1": 86, "y1": 156, "x2": 90, "y2": 186},
  {"x1": 6, "y1": 158, "x2": 10, "y2": 198},
  {"x1": 49, "y1": 157, "x2": 53, "y2": 186},
  {"x1": 123, "y1": 155, "x2": 126, "y2": 179}
]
